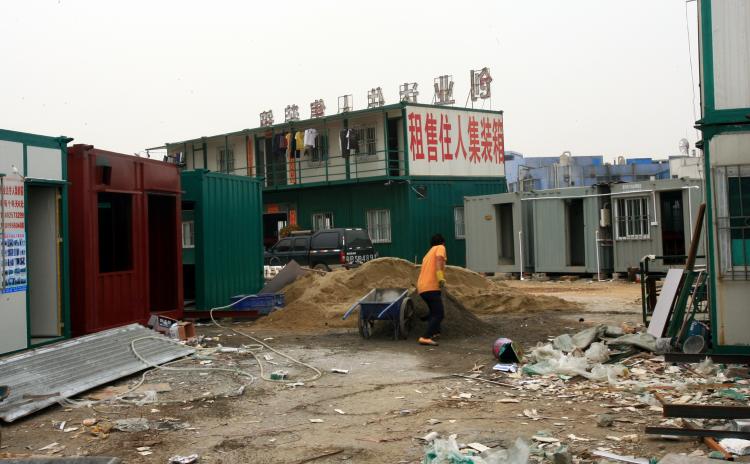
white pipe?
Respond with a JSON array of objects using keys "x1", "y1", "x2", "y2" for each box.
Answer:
[
  {"x1": 518, "y1": 185, "x2": 700, "y2": 202},
  {"x1": 687, "y1": 186, "x2": 693, "y2": 245},
  {"x1": 518, "y1": 230, "x2": 524, "y2": 280},
  {"x1": 595, "y1": 229, "x2": 601, "y2": 282}
]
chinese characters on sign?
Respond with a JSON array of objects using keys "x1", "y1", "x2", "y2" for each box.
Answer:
[
  {"x1": 367, "y1": 87, "x2": 385, "y2": 108},
  {"x1": 406, "y1": 108, "x2": 504, "y2": 177},
  {"x1": 433, "y1": 75, "x2": 455, "y2": 105},
  {"x1": 310, "y1": 99, "x2": 326, "y2": 118},
  {"x1": 260, "y1": 110, "x2": 274, "y2": 127},
  {"x1": 284, "y1": 104, "x2": 300, "y2": 122},
  {"x1": 1, "y1": 178, "x2": 27, "y2": 293},
  {"x1": 470, "y1": 67, "x2": 493, "y2": 101},
  {"x1": 399, "y1": 82, "x2": 419, "y2": 103}
]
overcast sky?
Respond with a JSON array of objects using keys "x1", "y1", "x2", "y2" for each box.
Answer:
[{"x1": 0, "y1": 1, "x2": 700, "y2": 160}]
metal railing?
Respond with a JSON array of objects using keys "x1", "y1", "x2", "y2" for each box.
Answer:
[{"x1": 259, "y1": 149, "x2": 406, "y2": 188}]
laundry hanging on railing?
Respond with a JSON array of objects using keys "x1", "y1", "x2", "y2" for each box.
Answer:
[
  {"x1": 339, "y1": 129, "x2": 359, "y2": 158},
  {"x1": 303, "y1": 128, "x2": 318, "y2": 148}
]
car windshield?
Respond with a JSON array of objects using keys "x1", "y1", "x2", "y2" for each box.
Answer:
[{"x1": 345, "y1": 229, "x2": 372, "y2": 249}]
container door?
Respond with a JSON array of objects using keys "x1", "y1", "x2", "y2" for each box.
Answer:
[
  {"x1": 27, "y1": 185, "x2": 63, "y2": 343},
  {"x1": 660, "y1": 190, "x2": 686, "y2": 265},
  {"x1": 147, "y1": 193, "x2": 179, "y2": 313},
  {"x1": 0, "y1": 150, "x2": 28, "y2": 353}
]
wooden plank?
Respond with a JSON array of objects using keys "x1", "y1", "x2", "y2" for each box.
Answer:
[
  {"x1": 647, "y1": 268, "x2": 684, "y2": 338},
  {"x1": 645, "y1": 426, "x2": 750, "y2": 439}
]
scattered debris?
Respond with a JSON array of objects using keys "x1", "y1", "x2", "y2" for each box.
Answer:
[
  {"x1": 596, "y1": 413, "x2": 614, "y2": 427},
  {"x1": 591, "y1": 450, "x2": 649, "y2": 464},
  {"x1": 0, "y1": 324, "x2": 194, "y2": 422},
  {"x1": 169, "y1": 454, "x2": 200, "y2": 464},
  {"x1": 113, "y1": 418, "x2": 189, "y2": 432},
  {"x1": 718, "y1": 438, "x2": 750, "y2": 455}
]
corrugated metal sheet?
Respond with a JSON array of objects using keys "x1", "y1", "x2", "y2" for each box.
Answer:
[
  {"x1": 407, "y1": 180, "x2": 507, "y2": 267},
  {"x1": 182, "y1": 170, "x2": 264, "y2": 310},
  {"x1": 0, "y1": 324, "x2": 194, "y2": 422},
  {"x1": 711, "y1": 0, "x2": 750, "y2": 111}
]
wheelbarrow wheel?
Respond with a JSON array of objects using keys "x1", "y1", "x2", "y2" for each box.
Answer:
[
  {"x1": 398, "y1": 297, "x2": 415, "y2": 340},
  {"x1": 358, "y1": 315, "x2": 374, "y2": 339}
]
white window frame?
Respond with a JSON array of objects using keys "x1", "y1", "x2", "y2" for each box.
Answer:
[
  {"x1": 614, "y1": 197, "x2": 650, "y2": 240},
  {"x1": 181, "y1": 220, "x2": 195, "y2": 248},
  {"x1": 312, "y1": 212, "x2": 334, "y2": 231},
  {"x1": 366, "y1": 209, "x2": 391, "y2": 243},
  {"x1": 218, "y1": 146, "x2": 235, "y2": 174},
  {"x1": 454, "y1": 206, "x2": 465, "y2": 239}
]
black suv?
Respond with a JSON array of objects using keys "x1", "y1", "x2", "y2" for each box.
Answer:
[{"x1": 264, "y1": 228, "x2": 377, "y2": 270}]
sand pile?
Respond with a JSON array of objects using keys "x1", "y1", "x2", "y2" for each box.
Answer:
[{"x1": 254, "y1": 258, "x2": 577, "y2": 334}]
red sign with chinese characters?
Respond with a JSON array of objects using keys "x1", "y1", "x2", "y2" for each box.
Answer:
[{"x1": 406, "y1": 107, "x2": 504, "y2": 177}]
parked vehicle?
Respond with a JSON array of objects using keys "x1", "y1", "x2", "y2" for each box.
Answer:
[{"x1": 264, "y1": 228, "x2": 377, "y2": 270}]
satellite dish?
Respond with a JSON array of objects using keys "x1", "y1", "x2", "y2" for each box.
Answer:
[{"x1": 679, "y1": 138, "x2": 690, "y2": 155}]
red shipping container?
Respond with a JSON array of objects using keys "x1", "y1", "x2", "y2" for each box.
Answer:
[{"x1": 67, "y1": 144, "x2": 183, "y2": 336}]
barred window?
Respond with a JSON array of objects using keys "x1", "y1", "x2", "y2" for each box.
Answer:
[
  {"x1": 366, "y1": 209, "x2": 391, "y2": 243},
  {"x1": 614, "y1": 197, "x2": 650, "y2": 240},
  {"x1": 714, "y1": 165, "x2": 750, "y2": 279},
  {"x1": 353, "y1": 127, "x2": 377, "y2": 156},
  {"x1": 311, "y1": 134, "x2": 328, "y2": 163},
  {"x1": 218, "y1": 147, "x2": 234, "y2": 174},
  {"x1": 312, "y1": 212, "x2": 334, "y2": 231},
  {"x1": 454, "y1": 206, "x2": 465, "y2": 239}
]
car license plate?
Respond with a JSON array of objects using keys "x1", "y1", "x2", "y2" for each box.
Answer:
[{"x1": 346, "y1": 254, "x2": 374, "y2": 264}]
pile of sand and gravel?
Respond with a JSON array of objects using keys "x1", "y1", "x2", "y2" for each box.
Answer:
[{"x1": 254, "y1": 258, "x2": 578, "y2": 335}]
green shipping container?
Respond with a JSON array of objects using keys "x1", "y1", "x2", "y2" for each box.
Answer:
[
  {"x1": 181, "y1": 170, "x2": 264, "y2": 311},
  {"x1": 264, "y1": 178, "x2": 506, "y2": 267}
]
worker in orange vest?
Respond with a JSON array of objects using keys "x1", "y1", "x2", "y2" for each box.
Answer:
[{"x1": 416, "y1": 234, "x2": 447, "y2": 346}]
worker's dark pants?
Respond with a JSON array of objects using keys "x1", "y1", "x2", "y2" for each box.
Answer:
[{"x1": 420, "y1": 290, "x2": 444, "y2": 339}]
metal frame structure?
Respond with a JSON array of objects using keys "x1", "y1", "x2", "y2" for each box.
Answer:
[{"x1": 697, "y1": 0, "x2": 750, "y2": 353}]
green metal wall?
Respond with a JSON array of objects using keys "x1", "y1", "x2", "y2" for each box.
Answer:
[
  {"x1": 182, "y1": 170, "x2": 264, "y2": 310},
  {"x1": 265, "y1": 178, "x2": 507, "y2": 267}
]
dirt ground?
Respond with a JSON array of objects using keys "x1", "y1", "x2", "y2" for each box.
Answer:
[{"x1": 1, "y1": 279, "x2": 742, "y2": 463}]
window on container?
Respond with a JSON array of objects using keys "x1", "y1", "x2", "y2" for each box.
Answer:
[
  {"x1": 714, "y1": 165, "x2": 750, "y2": 278},
  {"x1": 311, "y1": 232, "x2": 340, "y2": 250},
  {"x1": 311, "y1": 134, "x2": 328, "y2": 164},
  {"x1": 345, "y1": 229, "x2": 372, "y2": 249},
  {"x1": 219, "y1": 147, "x2": 234, "y2": 174},
  {"x1": 728, "y1": 174, "x2": 750, "y2": 267},
  {"x1": 454, "y1": 206, "x2": 465, "y2": 239},
  {"x1": 293, "y1": 238, "x2": 309, "y2": 251},
  {"x1": 182, "y1": 220, "x2": 195, "y2": 248},
  {"x1": 312, "y1": 212, "x2": 334, "y2": 231},
  {"x1": 366, "y1": 209, "x2": 391, "y2": 244},
  {"x1": 274, "y1": 239, "x2": 292, "y2": 252},
  {"x1": 614, "y1": 197, "x2": 649, "y2": 240},
  {"x1": 352, "y1": 127, "x2": 377, "y2": 156},
  {"x1": 98, "y1": 192, "x2": 133, "y2": 273}
]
